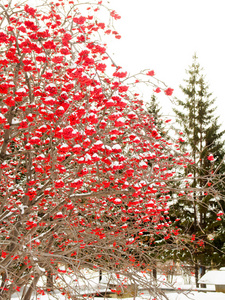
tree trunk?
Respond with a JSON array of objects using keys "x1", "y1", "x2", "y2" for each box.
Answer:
[
  {"x1": 200, "y1": 266, "x2": 206, "y2": 288},
  {"x1": 0, "y1": 271, "x2": 7, "y2": 299},
  {"x1": 46, "y1": 270, "x2": 54, "y2": 291},
  {"x1": 153, "y1": 267, "x2": 157, "y2": 281},
  {"x1": 22, "y1": 275, "x2": 40, "y2": 300},
  {"x1": 99, "y1": 269, "x2": 102, "y2": 283},
  {"x1": 194, "y1": 261, "x2": 199, "y2": 288}
]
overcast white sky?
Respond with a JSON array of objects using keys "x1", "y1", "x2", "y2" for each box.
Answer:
[
  {"x1": 25, "y1": 0, "x2": 225, "y2": 127},
  {"x1": 107, "y1": 0, "x2": 225, "y2": 127}
]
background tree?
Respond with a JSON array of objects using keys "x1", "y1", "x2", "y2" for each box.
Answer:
[
  {"x1": 0, "y1": 1, "x2": 198, "y2": 299},
  {"x1": 171, "y1": 53, "x2": 225, "y2": 287},
  {"x1": 145, "y1": 94, "x2": 174, "y2": 279},
  {"x1": 147, "y1": 94, "x2": 163, "y2": 130}
]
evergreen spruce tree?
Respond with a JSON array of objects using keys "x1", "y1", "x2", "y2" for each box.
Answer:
[
  {"x1": 171, "y1": 54, "x2": 225, "y2": 287},
  {"x1": 147, "y1": 94, "x2": 165, "y2": 137},
  {"x1": 145, "y1": 94, "x2": 164, "y2": 279},
  {"x1": 145, "y1": 94, "x2": 177, "y2": 279},
  {"x1": 147, "y1": 94, "x2": 162, "y2": 123}
]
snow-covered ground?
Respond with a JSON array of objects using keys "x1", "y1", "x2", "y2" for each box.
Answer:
[
  {"x1": 10, "y1": 270, "x2": 225, "y2": 300},
  {"x1": 11, "y1": 291, "x2": 225, "y2": 300},
  {"x1": 160, "y1": 291, "x2": 225, "y2": 300}
]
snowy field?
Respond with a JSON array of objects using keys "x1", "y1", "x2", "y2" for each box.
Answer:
[
  {"x1": 9, "y1": 271, "x2": 225, "y2": 300},
  {"x1": 11, "y1": 291, "x2": 225, "y2": 300}
]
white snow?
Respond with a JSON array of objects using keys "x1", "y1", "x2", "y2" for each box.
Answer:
[
  {"x1": 12, "y1": 117, "x2": 19, "y2": 124},
  {"x1": 164, "y1": 291, "x2": 225, "y2": 300},
  {"x1": 112, "y1": 144, "x2": 121, "y2": 150},
  {"x1": 10, "y1": 292, "x2": 225, "y2": 299},
  {"x1": 95, "y1": 140, "x2": 104, "y2": 145},
  {"x1": 105, "y1": 145, "x2": 112, "y2": 150},
  {"x1": 39, "y1": 53, "x2": 47, "y2": 58},
  {"x1": 46, "y1": 83, "x2": 56, "y2": 88},
  {"x1": 9, "y1": 271, "x2": 225, "y2": 299},
  {"x1": 37, "y1": 27, "x2": 48, "y2": 32},
  {"x1": 16, "y1": 87, "x2": 26, "y2": 93},
  {"x1": 0, "y1": 113, "x2": 6, "y2": 119},
  {"x1": 139, "y1": 161, "x2": 148, "y2": 167},
  {"x1": 198, "y1": 268, "x2": 225, "y2": 285},
  {"x1": 61, "y1": 143, "x2": 69, "y2": 148},
  {"x1": 113, "y1": 198, "x2": 122, "y2": 204},
  {"x1": 18, "y1": 204, "x2": 28, "y2": 214},
  {"x1": 117, "y1": 117, "x2": 125, "y2": 122}
]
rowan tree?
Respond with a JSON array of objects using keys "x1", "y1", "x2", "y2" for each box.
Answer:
[{"x1": 0, "y1": 2, "x2": 218, "y2": 299}]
